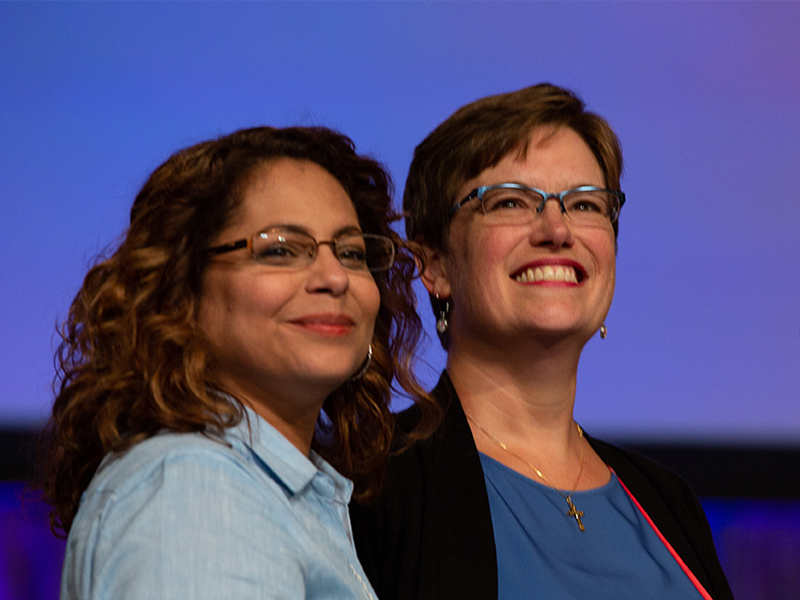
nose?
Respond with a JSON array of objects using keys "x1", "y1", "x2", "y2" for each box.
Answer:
[
  {"x1": 305, "y1": 244, "x2": 350, "y2": 296},
  {"x1": 530, "y1": 198, "x2": 574, "y2": 248}
]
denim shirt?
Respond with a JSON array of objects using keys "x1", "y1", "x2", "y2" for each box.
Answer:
[{"x1": 61, "y1": 406, "x2": 376, "y2": 600}]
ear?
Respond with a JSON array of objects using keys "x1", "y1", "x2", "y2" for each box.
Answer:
[{"x1": 418, "y1": 243, "x2": 452, "y2": 299}]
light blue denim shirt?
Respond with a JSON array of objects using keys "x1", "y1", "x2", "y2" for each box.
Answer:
[{"x1": 61, "y1": 406, "x2": 376, "y2": 600}]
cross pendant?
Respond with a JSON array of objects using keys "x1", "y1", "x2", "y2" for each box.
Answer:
[{"x1": 565, "y1": 497, "x2": 585, "y2": 532}]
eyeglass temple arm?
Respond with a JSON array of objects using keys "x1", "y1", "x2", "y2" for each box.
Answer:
[
  {"x1": 206, "y1": 238, "x2": 250, "y2": 257},
  {"x1": 449, "y1": 190, "x2": 480, "y2": 214}
]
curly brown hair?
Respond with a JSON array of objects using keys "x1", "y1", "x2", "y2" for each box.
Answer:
[{"x1": 38, "y1": 126, "x2": 440, "y2": 536}]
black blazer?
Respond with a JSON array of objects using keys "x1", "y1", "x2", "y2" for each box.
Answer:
[{"x1": 351, "y1": 373, "x2": 734, "y2": 600}]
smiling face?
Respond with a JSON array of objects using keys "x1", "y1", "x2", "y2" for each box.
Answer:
[
  {"x1": 197, "y1": 158, "x2": 381, "y2": 431},
  {"x1": 426, "y1": 126, "x2": 616, "y2": 352}
]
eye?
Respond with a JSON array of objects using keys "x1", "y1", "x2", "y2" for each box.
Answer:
[
  {"x1": 253, "y1": 237, "x2": 310, "y2": 265},
  {"x1": 336, "y1": 241, "x2": 369, "y2": 269},
  {"x1": 564, "y1": 191, "x2": 609, "y2": 215},
  {"x1": 482, "y1": 188, "x2": 538, "y2": 212},
  {"x1": 258, "y1": 243, "x2": 292, "y2": 257}
]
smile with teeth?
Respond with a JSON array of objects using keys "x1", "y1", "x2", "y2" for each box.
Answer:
[{"x1": 515, "y1": 265, "x2": 579, "y2": 284}]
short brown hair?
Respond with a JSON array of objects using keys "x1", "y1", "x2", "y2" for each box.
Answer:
[
  {"x1": 39, "y1": 126, "x2": 439, "y2": 535},
  {"x1": 404, "y1": 83, "x2": 624, "y2": 250}
]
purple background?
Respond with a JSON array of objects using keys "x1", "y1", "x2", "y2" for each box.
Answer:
[{"x1": 1, "y1": 2, "x2": 799, "y2": 442}]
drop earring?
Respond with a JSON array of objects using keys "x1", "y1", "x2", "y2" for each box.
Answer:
[
  {"x1": 600, "y1": 324, "x2": 608, "y2": 339},
  {"x1": 435, "y1": 293, "x2": 450, "y2": 334}
]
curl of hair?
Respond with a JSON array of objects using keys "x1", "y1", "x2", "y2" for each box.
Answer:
[{"x1": 38, "y1": 126, "x2": 441, "y2": 536}]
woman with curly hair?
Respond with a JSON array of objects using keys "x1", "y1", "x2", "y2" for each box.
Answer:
[{"x1": 39, "y1": 125, "x2": 438, "y2": 600}]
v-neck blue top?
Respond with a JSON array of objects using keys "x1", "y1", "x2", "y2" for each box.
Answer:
[{"x1": 479, "y1": 453, "x2": 706, "y2": 599}]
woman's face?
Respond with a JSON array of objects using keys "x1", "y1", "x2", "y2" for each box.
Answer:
[
  {"x1": 198, "y1": 158, "x2": 381, "y2": 415},
  {"x1": 431, "y1": 126, "x2": 617, "y2": 349}
]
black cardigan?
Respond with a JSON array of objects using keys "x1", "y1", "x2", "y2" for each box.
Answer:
[{"x1": 351, "y1": 373, "x2": 734, "y2": 600}]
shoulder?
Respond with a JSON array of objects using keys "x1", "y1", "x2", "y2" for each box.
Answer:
[
  {"x1": 86, "y1": 431, "x2": 253, "y2": 500},
  {"x1": 587, "y1": 436, "x2": 702, "y2": 509},
  {"x1": 72, "y1": 429, "x2": 287, "y2": 544},
  {"x1": 586, "y1": 435, "x2": 734, "y2": 600},
  {"x1": 391, "y1": 371, "x2": 462, "y2": 449},
  {"x1": 63, "y1": 431, "x2": 305, "y2": 599},
  {"x1": 350, "y1": 374, "x2": 498, "y2": 600},
  {"x1": 353, "y1": 375, "x2": 480, "y2": 517}
]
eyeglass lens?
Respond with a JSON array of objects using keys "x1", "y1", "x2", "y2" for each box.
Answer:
[{"x1": 251, "y1": 231, "x2": 394, "y2": 272}]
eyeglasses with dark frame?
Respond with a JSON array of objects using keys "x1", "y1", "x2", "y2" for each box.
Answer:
[
  {"x1": 450, "y1": 184, "x2": 625, "y2": 227},
  {"x1": 206, "y1": 229, "x2": 396, "y2": 272}
]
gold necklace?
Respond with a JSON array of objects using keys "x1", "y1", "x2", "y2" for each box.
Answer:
[{"x1": 467, "y1": 416, "x2": 587, "y2": 532}]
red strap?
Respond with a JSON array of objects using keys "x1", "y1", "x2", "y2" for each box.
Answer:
[{"x1": 613, "y1": 469, "x2": 714, "y2": 600}]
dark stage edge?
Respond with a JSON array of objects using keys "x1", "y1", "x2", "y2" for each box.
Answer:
[{"x1": 3, "y1": 429, "x2": 798, "y2": 498}]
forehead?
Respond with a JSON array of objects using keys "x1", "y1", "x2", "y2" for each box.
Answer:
[
  {"x1": 231, "y1": 158, "x2": 359, "y2": 235},
  {"x1": 461, "y1": 127, "x2": 603, "y2": 196}
]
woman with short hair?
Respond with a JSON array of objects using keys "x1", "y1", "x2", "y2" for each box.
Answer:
[{"x1": 351, "y1": 85, "x2": 733, "y2": 600}]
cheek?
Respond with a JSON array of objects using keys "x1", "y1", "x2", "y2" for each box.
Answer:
[
  {"x1": 600, "y1": 235, "x2": 617, "y2": 275},
  {"x1": 593, "y1": 234, "x2": 617, "y2": 298},
  {"x1": 196, "y1": 272, "x2": 235, "y2": 349},
  {"x1": 197, "y1": 271, "x2": 274, "y2": 344},
  {"x1": 455, "y1": 229, "x2": 514, "y2": 288},
  {"x1": 605, "y1": 261, "x2": 617, "y2": 300},
  {"x1": 360, "y1": 277, "x2": 382, "y2": 323}
]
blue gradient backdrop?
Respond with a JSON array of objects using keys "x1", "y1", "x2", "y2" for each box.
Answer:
[{"x1": 2, "y1": 4, "x2": 799, "y2": 439}]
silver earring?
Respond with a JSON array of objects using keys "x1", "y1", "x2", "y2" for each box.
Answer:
[
  {"x1": 435, "y1": 293, "x2": 450, "y2": 334},
  {"x1": 600, "y1": 324, "x2": 608, "y2": 339},
  {"x1": 350, "y1": 344, "x2": 372, "y2": 381}
]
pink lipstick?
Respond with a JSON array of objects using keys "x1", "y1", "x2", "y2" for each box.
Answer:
[{"x1": 289, "y1": 314, "x2": 356, "y2": 336}]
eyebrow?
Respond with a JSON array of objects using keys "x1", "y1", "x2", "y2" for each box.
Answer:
[
  {"x1": 496, "y1": 181, "x2": 603, "y2": 190},
  {"x1": 255, "y1": 223, "x2": 364, "y2": 238}
]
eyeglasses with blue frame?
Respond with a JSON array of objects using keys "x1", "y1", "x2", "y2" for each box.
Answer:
[{"x1": 450, "y1": 184, "x2": 625, "y2": 227}]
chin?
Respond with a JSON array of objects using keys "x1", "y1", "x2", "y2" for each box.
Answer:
[
  {"x1": 512, "y1": 321, "x2": 594, "y2": 343},
  {"x1": 296, "y1": 355, "x2": 365, "y2": 387}
]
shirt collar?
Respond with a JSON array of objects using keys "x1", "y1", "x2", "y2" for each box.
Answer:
[{"x1": 223, "y1": 401, "x2": 353, "y2": 501}]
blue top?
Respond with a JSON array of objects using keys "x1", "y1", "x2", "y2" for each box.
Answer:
[
  {"x1": 62, "y1": 405, "x2": 376, "y2": 600},
  {"x1": 479, "y1": 453, "x2": 705, "y2": 600}
]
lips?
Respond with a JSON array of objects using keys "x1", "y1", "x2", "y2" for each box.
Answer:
[
  {"x1": 289, "y1": 314, "x2": 356, "y2": 336},
  {"x1": 512, "y1": 261, "x2": 585, "y2": 284}
]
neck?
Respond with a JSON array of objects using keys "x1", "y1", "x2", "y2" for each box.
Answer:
[
  {"x1": 445, "y1": 332, "x2": 612, "y2": 491},
  {"x1": 447, "y1": 333, "x2": 583, "y2": 437},
  {"x1": 213, "y1": 373, "x2": 331, "y2": 456},
  {"x1": 247, "y1": 399, "x2": 320, "y2": 457}
]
